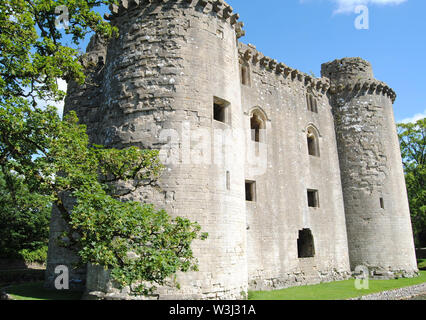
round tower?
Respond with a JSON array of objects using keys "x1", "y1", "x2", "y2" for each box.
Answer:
[
  {"x1": 53, "y1": 0, "x2": 248, "y2": 299},
  {"x1": 322, "y1": 58, "x2": 418, "y2": 278}
]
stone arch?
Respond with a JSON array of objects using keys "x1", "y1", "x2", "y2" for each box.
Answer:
[
  {"x1": 249, "y1": 108, "x2": 268, "y2": 143},
  {"x1": 306, "y1": 125, "x2": 320, "y2": 157}
]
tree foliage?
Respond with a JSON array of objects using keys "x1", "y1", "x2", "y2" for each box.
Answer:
[
  {"x1": 0, "y1": 167, "x2": 51, "y2": 261},
  {"x1": 0, "y1": 0, "x2": 118, "y2": 105},
  {"x1": 398, "y1": 118, "x2": 426, "y2": 247},
  {"x1": 0, "y1": 0, "x2": 206, "y2": 295}
]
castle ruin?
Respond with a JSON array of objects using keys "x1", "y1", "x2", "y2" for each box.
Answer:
[{"x1": 45, "y1": 0, "x2": 419, "y2": 299}]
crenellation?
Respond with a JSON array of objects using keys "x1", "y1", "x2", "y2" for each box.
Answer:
[
  {"x1": 238, "y1": 42, "x2": 333, "y2": 97},
  {"x1": 106, "y1": 0, "x2": 245, "y2": 39}
]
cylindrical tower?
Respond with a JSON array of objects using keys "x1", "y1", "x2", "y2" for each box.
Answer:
[
  {"x1": 48, "y1": 0, "x2": 248, "y2": 299},
  {"x1": 322, "y1": 58, "x2": 418, "y2": 278}
]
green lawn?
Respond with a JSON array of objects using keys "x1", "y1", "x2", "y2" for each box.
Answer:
[
  {"x1": 4, "y1": 282, "x2": 83, "y2": 300},
  {"x1": 4, "y1": 269, "x2": 426, "y2": 300},
  {"x1": 248, "y1": 271, "x2": 426, "y2": 300}
]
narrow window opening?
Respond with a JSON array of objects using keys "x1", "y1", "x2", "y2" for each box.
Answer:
[
  {"x1": 380, "y1": 197, "x2": 384, "y2": 209},
  {"x1": 245, "y1": 180, "x2": 256, "y2": 202},
  {"x1": 226, "y1": 171, "x2": 230, "y2": 191},
  {"x1": 298, "y1": 229, "x2": 315, "y2": 258},
  {"x1": 307, "y1": 190, "x2": 319, "y2": 208},
  {"x1": 307, "y1": 135, "x2": 315, "y2": 155},
  {"x1": 250, "y1": 114, "x2": 262, "y2": 142},
  {"x1": 307, "y1": 128, "x2": 320, "y2": 157},
  {"x1": 241, "y1": 65, "x2": 251, "y2": 86},
  {"x1": 213, "y1": 97, "x2": 230, "y2": 124},
  {"x1": 306, "y1": 93, "x2": 318, "y2": 113},
  {"x1": 250, "y1": 109, "x2": 267, "y2": 143}
]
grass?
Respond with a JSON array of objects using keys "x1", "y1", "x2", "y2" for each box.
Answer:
[
  {"x1": 4, "y1": 262, "x2": 426, "y2": 300},
  {"x1": 4, "y1": 282, "x2": 83, "y2": 300},
  {"x1": 248, "y1": 271, "x2": 426, "y2": 300}
]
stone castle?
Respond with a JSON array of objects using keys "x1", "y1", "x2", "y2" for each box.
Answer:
[{"x1": 45, "y1": 0, "x2": 419, "y2": 299}]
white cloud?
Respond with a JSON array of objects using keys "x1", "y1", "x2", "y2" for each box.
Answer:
[
  {"x1": 397, "y1": 110, "x2": 426, "y2": 124},
  {"x1": 301, "y1": 0, "x2": 408, "y2": 14}
]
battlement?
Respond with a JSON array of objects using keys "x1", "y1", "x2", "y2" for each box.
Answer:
[
  {"x1": 105, "y1": 0, "x2": 245, "y2": 38},
  {"x1": 322, "y1": 58, "x2": 396, "y2": 103},
  {"x1": 328, "y1": 78, "x2": 396, "y2": 103},
  {"x1": 238, "y1": 42, "x2": 331, "y2": 94},
  {"x1": 321, "y1": 58, "x2": 374, "y2": 83}
]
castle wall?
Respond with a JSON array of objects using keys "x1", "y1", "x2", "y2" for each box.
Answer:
[
  {"x1": 45, "y1": 1, "x2": 418, "y2": 300},
  {"x1": 239, "y1": 44, "x2": 351, "y2": 290},
  {"x1": 322, "y1": 58, "x2": 418, "y2": 277},
  {"x1": 57, "y1": 0, "x2": 248, "y2": 300}
]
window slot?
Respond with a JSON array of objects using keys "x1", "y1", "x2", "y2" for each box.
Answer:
[
  {"x1": 307, "y1": 190, "x2": 319, "y2": 208},
  {"x1": 245, "y1": 180, "x2": 256, "y2": 202}
]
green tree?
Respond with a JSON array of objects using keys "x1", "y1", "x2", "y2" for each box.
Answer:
[
  {"x1": 0, "y1": 167, "x2": 51, "y2": 262},
  {"x1": 0, "y1": 0, "x2": 206, "y2": 295},
  {"x1": 398, "y1": 118, "x2": 426, "y2": 247}
]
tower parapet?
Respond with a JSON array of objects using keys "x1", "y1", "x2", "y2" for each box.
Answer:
[
  {"x1": 322, "y1": 57, "x2": 418, "y2": 278},
  {"x1": 105, "y1": 0, "x2": 246, "y2": 38},
  {"x1": 322, "y1": 58, "x2": 396, "y2": 102}
]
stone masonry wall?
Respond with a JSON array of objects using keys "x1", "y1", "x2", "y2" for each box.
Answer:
[
  {"x1": 56, "y1": 0, "x2": 248, "y2": 300},
  {"x1": 322, "y1": 58, "x2": 418, "y2": 277},
  {"x1": 45, "y1": 1, "x2": 419, "y2": 299},
  {"x1": 239, "y1": 43, "x2": 351, "y2": 291}
]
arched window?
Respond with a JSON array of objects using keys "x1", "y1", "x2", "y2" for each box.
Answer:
[
  {"x1": 250, "y1": 109, "x2": 267, "y2": 143},
  {"x1": 298, "y1": 229, "x2": 315, "y2": 258},
  {"x1": 307, "y1": 126, "x2": 320, "y2": 157}
]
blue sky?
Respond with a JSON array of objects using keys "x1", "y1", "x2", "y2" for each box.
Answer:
[
  {"x1": 226, "y1": 0, "x2": 425, "y2": 123},
  {"x1": 60, "y1": 0, "x2": 425, "y2": 123}
]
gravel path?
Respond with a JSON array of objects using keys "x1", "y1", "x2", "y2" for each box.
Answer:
[{"x1": 350, "y1": 282, "x2": 426, "y2": 300}]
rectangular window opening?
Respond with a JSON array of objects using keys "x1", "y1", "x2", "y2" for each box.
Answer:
[
  {"x1": 245, "y1": 180, "x2": 256, "y2": 202},
  {"x1": 213, "y1": 97, "x2": 230, "y2": 124},
  {"x1": 380, "y1": 197, "x2": 384, "y2": 209},
  {"x1": 307, "y1": 190, "x2": 319, "y2": 208}
]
